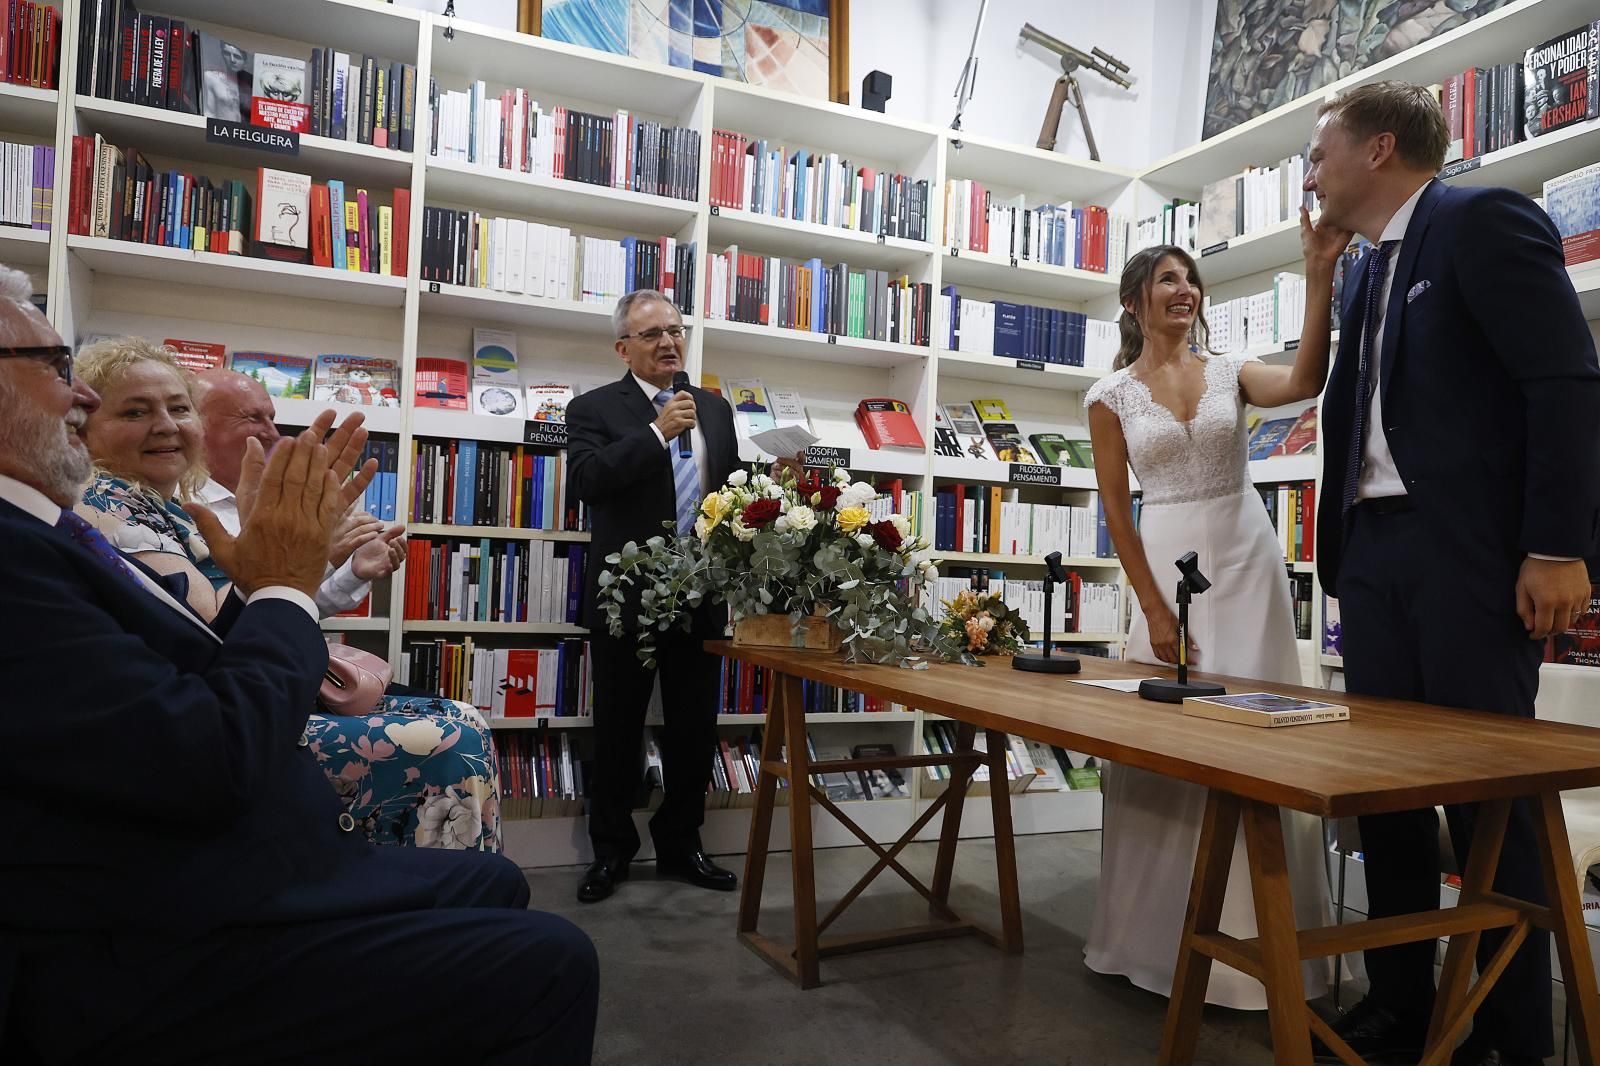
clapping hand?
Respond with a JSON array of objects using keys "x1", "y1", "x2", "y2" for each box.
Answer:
[
  {"x1": 329, "y1": 510, "x2": 385, "y2": 567},
  {"x1": 351, "y1": 524, "x2": 408, "y2": 581},
  {"x1": 186, "y1": 411, "x2": 380, "y2": 597}
]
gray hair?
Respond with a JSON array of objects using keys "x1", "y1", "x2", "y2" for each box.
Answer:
[
  {"x1": 612, "y1": 289, "x2": 678, "y2": 338},
  {"x1": 0, "y1": 264, "x2": 39, "y2": 345}
]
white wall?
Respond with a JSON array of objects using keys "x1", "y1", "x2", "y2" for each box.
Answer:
[{"x1": 393, "y1": 0, "x2": 519, "y2": 29}]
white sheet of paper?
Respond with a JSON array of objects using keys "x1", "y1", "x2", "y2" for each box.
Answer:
[
  {"x1": 748, "y1": 425, "x2": 819, "y2": 459},
  {"x1": 1069, "y1": 678, "x2": 1157, "y2": 693}
]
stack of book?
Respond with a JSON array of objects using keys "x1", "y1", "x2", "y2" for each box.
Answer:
[
  {"x1": 409, "y1": 438, "x2": 585, "y2": 532},
  {"x1": 3, "y1": 1, "x2": 60, "y2": 88},
  {"x1": 0, "y1": 140, "x2": 53, "y2": 230},
  {"x1": 402, "y1": 535, "x2": 586, "y2": 626},
  {"x1": 943, "y1": 179, "x2": 1130, "y2": 274},
  {"x1": 705, "y1": 248, "x2": 931, "y2": 345}
]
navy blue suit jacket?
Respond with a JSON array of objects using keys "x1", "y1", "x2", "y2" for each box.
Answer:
[
  {"x1": 0, "y1": 497, "x2": 440, "y2": 1023},
  {"x1": 1317, "y1": 179, "x2": 1600, "y2": 596},
  {"x1": 566, "y1": 372, "x2": 740, "y2": 632}
]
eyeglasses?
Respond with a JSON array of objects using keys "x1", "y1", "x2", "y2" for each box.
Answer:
[
  {"x1": 617, "y1": 325, "x2": 691, "y2": 343},
  {"x1": 0, "y1": 345, "x2": 73, "y2": 383}
]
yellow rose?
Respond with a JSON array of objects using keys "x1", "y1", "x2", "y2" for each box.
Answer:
[
  {"x1": 700, "y1": 491, "x2": 732, "y2": 528},
  {"x1": 835, "y1": 506, "x2": 870, "y2": 533}
]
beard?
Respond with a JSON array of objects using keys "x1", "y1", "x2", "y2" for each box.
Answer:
[{"x1": 0, "y1": 393, "x2": 92, "y2": 506}]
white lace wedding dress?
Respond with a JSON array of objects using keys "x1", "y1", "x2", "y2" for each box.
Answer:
[{"x1": 1080, "y1": 353, "x2": 1332, "y2": 1009}]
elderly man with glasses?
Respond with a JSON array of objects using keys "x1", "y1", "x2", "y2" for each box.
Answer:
[{"x1": 566, "y1": 287, "x2": 746, "y2": 904}]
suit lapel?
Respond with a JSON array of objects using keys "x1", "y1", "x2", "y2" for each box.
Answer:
[
  {"x1": 1378, "y1": 178, "x2": 1445, "y2": 401},
  {"x1": 614, "y1": 370, "x2": 657, "y2": 424}
]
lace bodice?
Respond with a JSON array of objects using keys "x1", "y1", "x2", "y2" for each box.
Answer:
[{"x1": 1084, "y1": 354, "x2": 1254, "y2": 506}]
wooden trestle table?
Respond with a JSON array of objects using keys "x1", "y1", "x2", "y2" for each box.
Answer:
[{"x1": 713, "y1": 640, "x2": 1600, "y2": 1066}]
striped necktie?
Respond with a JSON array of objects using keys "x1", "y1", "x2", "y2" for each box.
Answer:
[
  {"x1": 1341, "y1": 239, "x2": 1400, "y2": 516},
  {"x1": 654, "y1": 388, "x2": 700, "y2": 536}
]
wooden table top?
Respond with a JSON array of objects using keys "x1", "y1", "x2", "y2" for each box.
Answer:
[{"x1": 709, "y1": 641, "x2": 1600, "y2": 817}]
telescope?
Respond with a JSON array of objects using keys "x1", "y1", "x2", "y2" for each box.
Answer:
[{"x1": 1018, "y1": 22, "x2": 1137, "y2": 161}]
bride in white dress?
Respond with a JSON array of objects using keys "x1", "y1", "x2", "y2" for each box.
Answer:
[{"x1": 1080, "y1": 212, "x2": 1351, "y2": 1009}]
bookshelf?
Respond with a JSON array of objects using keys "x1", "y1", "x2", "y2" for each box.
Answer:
[{"x1": 22, "y1": 0, "x2": 1599, "y2": 868}]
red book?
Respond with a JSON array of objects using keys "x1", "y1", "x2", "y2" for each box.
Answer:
[
  {"x1": 855, "y1": 397, "x2": 924, "y2": 450},
  {"x1": 391, "y1": 187, "x2": 409, "y2": 278},
  {"x1": 309, "y1": 182, "x2": 332, "y2": 267},
  {"x1": 1277, "y1": 405, "x2": 1319, "y2": 455},
  {"x1": 503, "y1": 656, "x2": 537, "y2": 716},
  {"x1": 162, "y1": 338, "x2": 225, "y2": 372}
]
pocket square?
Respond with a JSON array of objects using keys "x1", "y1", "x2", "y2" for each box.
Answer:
[{"x1": 1406, "y1": 280, "x2": 1431, "y2": 303}]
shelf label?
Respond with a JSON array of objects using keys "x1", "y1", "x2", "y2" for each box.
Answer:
[
  {"x1": 1439, "y1": 155, "x2": 1481, "y2": 180},
  {"x1": 1200, "y1": 240, "x2": 1229, "y2": 257},
  {"x1": 1010, "y1": 256, "x2": 1019, "y2": 268},
  {"x1": 427, "y1": 281, "x2": 441, "y2": 294},
  {"x1": 1282, "y1": 338, "x2": 1300, "y2": 351},
  {"x1": 1015, "y1": 359, "x2": 1046, "y2": 371},
  {"x1": 948, "y1": 246, "x2": 960, "y2": 258},
  {"x1": 709, "y1": 205, "x2": 720, "y2": 216},
  {"x1": 523, "y1": 420, "x2": 569, "y2": 448},
  {"x1": 804, "y1": 445, "x2": 851, "y2": 468},
  {"x1": 205, "y1": 118, "x2": 299, "y2": 155},
  {"x1": 827, "y1": 334, "x2": 838, "y2": 344},
  {"x1": 1009, "y1": 463, "x2": 1063, "y2": 486},
  {"x1": 877, "y1": 233, "x2": 886, "y2": 244}
]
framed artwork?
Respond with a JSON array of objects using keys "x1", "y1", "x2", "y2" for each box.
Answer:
[
  {"x1": 1202, "y1": 0, "x2": 1516, "y2": 139},
  {"x1": 519, "y1": 0, "x2": 850, "y2": 104}
]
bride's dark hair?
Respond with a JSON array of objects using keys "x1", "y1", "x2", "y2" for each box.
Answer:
[{"x1": 1113, "y1": 245, "x2": 1214, "y2": 371}]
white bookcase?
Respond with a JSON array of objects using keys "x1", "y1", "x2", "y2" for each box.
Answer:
[{"x1": 8, "y1": 0, "x2": 1599, "y2": 868}]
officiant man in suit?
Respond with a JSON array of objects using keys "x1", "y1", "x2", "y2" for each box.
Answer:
[
  {"x1": 0, "y1": 265, "x2": 597, "y2": 1063},
  {"x1": 1307, "y1": 82, "x2": 1600, "y2": 1066},
  {"x1": 567, "y1": 288, "x2": 743, "y2": 904}
]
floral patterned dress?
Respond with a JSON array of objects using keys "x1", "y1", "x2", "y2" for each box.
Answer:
[{"x1": 77, "y1": 473, "x2": 228, "y2": 590}]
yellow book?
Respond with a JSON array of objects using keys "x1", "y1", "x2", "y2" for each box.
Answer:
[
  {"x1": 379, "y1": 205, "x2": 393, "y2": 276},
  {"x1": 477, "y1": 218, "x2": 489, "y2": 287},
  {"x1": 971, "y1": 398, "x2": 1013, "y2": 422},
  {"x1": 343, "y1": 201, "x2": 360, "y2": 270}
]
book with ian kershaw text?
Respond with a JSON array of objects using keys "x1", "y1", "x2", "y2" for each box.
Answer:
[{"x1": 1181, "y1": 691, "x2": 1349, "y2": 728}]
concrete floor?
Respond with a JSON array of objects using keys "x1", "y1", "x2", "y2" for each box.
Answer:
[{"x1": 522, "y1": 831, "x2": 1573, "y2": 1066}]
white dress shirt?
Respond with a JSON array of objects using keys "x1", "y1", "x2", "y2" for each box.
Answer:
[
  {"x1": 1353, "y1": 180, "x2": 1427, "y2": 503},
  {"x1": 0, "y1": 473, "x2": 316, "y2": 629},
  {"x1": 197, "y1": 478, "x2": 371, "y2": 617},
  {"x1": 634, "y1": 373, "x2": 709, "y2": 496}
]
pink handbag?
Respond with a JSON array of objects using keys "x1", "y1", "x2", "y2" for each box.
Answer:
[{"x1": 319, "y1": 643, "x2": 392, "y2": 714}]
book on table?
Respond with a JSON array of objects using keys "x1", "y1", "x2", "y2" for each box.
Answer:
[{"x1": 1182, "y1": 691, "x2": 1349, "y2": 728}]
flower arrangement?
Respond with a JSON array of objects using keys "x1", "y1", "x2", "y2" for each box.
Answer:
[
  {"x1": 600, "y1": 465, "x2": 965, "y2": 669},
  {"x1": 938, "y1": 588, "x2": 1030, "y2": 657}
]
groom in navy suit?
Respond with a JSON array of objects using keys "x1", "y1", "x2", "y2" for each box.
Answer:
[
  {"x1": 1307, "y1": 83, "x2": 1600, "y2": 1065},
  {"x1": 0, "y1": 268, "x2": 597, "y2": 1065}
]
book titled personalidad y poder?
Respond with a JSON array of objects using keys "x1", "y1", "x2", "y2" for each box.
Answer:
[{"x1": 1181, "y1": 691, "x2": 1349, "y2": 728}]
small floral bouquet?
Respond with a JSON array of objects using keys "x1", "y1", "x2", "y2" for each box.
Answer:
[
  {"x1": 601, "y1": 465, "x2": 966, "y2": 669},
  {"x1": 938, "y1": 588, "x2": 1030, "y2": 657}
]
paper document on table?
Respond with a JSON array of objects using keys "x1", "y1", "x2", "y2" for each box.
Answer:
[
  {"x1": 748, "y1": 425, "x2": 819, "y2": 459},
  {"x1": 1069, "y1": 678, "x2": 1157, "y2": 693}
]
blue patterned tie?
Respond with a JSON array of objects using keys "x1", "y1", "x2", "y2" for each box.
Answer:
[
  {"x1": 654, "y1": 388, "x2": 701, "y2": 535},
  {"x1": 55, "y1": 509, "x2": 145, "y2": 586},
  {"x1": 1341, "y1": 240, "x2": 1400, "y2": 516}
]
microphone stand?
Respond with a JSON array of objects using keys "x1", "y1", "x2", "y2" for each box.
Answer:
[
  {"x1": 1138, "y1": 578, "x2": 1225, "y2": 703},
  {"x1": 1013, "y1": 571, "x2": 1080, "y2": 674}
]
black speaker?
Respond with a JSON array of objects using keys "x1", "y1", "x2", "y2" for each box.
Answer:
[{"x1": 861, "y1": 70, "x2": 892, "y2": 112}]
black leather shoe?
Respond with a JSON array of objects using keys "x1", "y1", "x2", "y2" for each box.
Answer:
[
  {"x1": 655, "y1": 850, "x2": 737, "y2": 891},
  {"x1": 1313, "y1": 997, "x2": 1427, "y2": 1064},
  {"x1": 577, "y1": 857, "x2": 629, "y2": 903},
  {"x1": 1450, "y1": 1044, "x2": 1542, "y2": 1066}
]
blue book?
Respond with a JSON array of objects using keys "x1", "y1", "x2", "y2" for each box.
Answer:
[
  {"x1": 542, "y1": 456, "x2": 557, "y2": 529},
  {"x1": 531, "y1": 454, "x2": 544, "y2": 529},
  {"x1": 329, "y1": 180, "x2": 347, "y2": 269},
  {"x1": 454, "y1": 440, "x2": 478, "y2": 525},
  {"x1": 620, "y1": 236, "x2": 637, "y2": 292},
  {"x1": 992, "y1": 301, "x2": 1024, "y2": 358}
]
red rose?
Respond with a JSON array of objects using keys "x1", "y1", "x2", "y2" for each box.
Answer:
[
  {"x1": 742, "y1": 497, "x2": 782, "y2": 527},
  {"x1": 796, "y1": 473, "x2": 822, "y2": 496},
  {"x1": 815, "y1": 485, "x2": 841, "y2": 510},
  {"x1": 869, "y1": 519, "x2": 903, "y2": 551}
]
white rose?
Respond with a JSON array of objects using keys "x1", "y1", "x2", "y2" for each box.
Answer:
[
  {"x1": 765, "y1": 483, "x2": 784, "y2": 499},
  {"x1": 728, "y1": 469, "x2": 749, "y2": 487},
  {"x1": 889, "y1": 513, "x2": 911, "y2": 538},
  {"x1": 694, "y1": 514, "x2": 711, "y2": 542},
  {"x1": 732, "y1": 516, "x2": 758, "y2": 541},
  {"x1": 856, "y1": 533, "x2": 875, "y2": 548},
  {"x1": 786, "y1": 505, "x2": 817, "y2": 532},
  {"x1": 773, "y1": 516, "x2": 791, "y2": 533},
  {"x1": 415, "y1": 787, "x2": 483, "y2": 849},
  {"x1": 752, "y1": 473, "x2": 772, "y2": 491},
  {"x1": 919, "y1": 560, "x2": 938, "y2": 579},
  {"x1": 831, "y1": 467, "x2": 851, "y2": 485}
]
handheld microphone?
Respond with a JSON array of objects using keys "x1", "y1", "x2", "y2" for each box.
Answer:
[{"x1": 671, "y1": 371, "x2": 693, "y2": 458}]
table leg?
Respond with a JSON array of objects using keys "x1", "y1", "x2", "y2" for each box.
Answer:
[
  {"x1": 984, "y1": 729, "x2": 1023, "y2": 953},
  {"x1": 1427, "y1": 798, "x2": 1510, "y2": 1057},
  {"x1": 1158, "y1": 788, "x2": 1241, "y2": 1065},
  {"x1": 780, "y1": 671, "x2": 820, "y2": 988},
  {"x1": 1243, "y1": 799, "x2": 1312, "y2": 1065},
  {"x1": 1533, "y1": 791, "x2": 1600, "y2": 1066},
  {"x1": 931, "y1": 721, "x2": 978, "y2": 910},
  {"x1": 737, "y1": 668, "x2": 788, "y2": 936}
]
